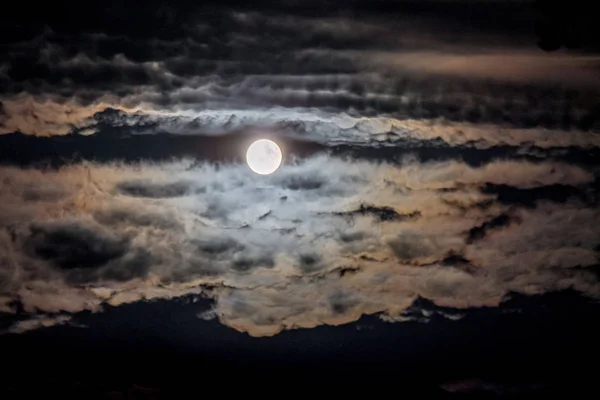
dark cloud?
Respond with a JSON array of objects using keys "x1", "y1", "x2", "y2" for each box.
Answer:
[
  {"x1": 466, "y1": 213, "x2": 515, "y2": 244},
  {"x1": 66, "y1": 248, "x2": 152, "y2": 284},
  {"x1": 21, "y1": 187, "x2": 66, "y2": 202},
  {"x1": 333, "y1": 205, "x2": 420, "y2": 222},
  {"x1": 116, "y1": 180, "x2": 190, "y2": 198},
  {"x1": 188, "y1": 237, "x2": 275, "y2": 276},
  {"x1": 98, "y1": 248, "x2": 153, "y2": 282},
  {"x1": 200, "y1": 201, "x2": 231, "y2": 221},
  {"x1": 0, "y1": 155, "x2": 598, "y2": 336},
  {"x1": 194, "y1": 237, "x2": 245, "y2": 256},
  {"x1": 339, "y1": 231, "x2": 366, "y2": 243},
  {"x1": 93, "y1": 207, "x2": 182, "y2": 231},
  {"x1": 277, "y1": 173, "x2": 325, "y2": 190},
  {"x1": 1, "y1": 1, "x2": 600, "y2": 139},
  {"x1": 25, "y1": 220, "x2": 128, "y2": 270},
  {"x1": 232, "y1": 254, "x2": 275, "y2": 272},
  {"x1": 1, "y1": 0, "x2": 600, "y2": 339},
  {"x1": 388, "y1": 234, "x2": 462, "y2": 265},
  {"x1": 329, "y1": 291, "x2": 358, "y2": 315}
]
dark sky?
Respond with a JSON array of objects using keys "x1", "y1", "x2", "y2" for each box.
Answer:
[{"x1": 1, "y1": 1, "x2": 600, "y2": 397}]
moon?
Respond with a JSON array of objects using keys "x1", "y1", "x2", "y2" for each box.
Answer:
[{"x1": 246, "y1": 139, "x2": 282, "y2": 175}]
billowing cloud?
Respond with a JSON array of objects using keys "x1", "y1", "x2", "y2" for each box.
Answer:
[{"x1": 0, "y1": 155, "x2": 598, "y2": 336}]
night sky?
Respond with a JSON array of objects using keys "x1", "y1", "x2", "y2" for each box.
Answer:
[{"x1": 1, "y1": 1, "x2": 600, "y2": 398}]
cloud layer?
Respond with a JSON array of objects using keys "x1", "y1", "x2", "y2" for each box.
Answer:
[{"x1": 1, "y1": 155, "x2": 598, "y2": 336}]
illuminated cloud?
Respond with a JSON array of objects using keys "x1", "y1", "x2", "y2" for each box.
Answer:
[{"x1": 0, "y1": 156, "x2": 598, "y2": 336}]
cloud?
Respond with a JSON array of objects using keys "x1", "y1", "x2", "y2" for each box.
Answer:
[
  {"x1": 115, "y1": 180, "x2": 191, "y2": 198},
  {"x1": 1, "y1": 6, "x2": 600, "y2": 139},
  {"x1": 0, "y1": 155, "x2": 598, "y2": 336},
  {"x1": 388, "y1": 233, "x2": 464, "y2": 265},
  {"x1": 25, "y1": 220, "x2": 129, "y2": 270}
]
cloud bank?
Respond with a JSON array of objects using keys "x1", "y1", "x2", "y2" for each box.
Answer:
[{"x1": 1, "y1": 155, "x2": 598, "y2": 336}]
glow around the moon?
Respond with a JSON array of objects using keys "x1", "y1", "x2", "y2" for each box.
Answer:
[{"x1": 246, "y1": 139, "x2": 283, "y2": 175}]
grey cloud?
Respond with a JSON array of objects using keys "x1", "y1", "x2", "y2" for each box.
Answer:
[
  {"x1": 116, "y1": 180, "x2": 191, "y2": 198},
  {"x1": 93, "y1": 207, "x2": 183, "y2": 231},
  {"x1": 329, "y1": 291, "x2": 359, "y2": 315},
  {"x1": 333, "y1": 205, "x2": 420, "y2": 222},
  {"x1": 298, "y1": 253, "x2": 322, "y2": 273},
  {"x1": 388, "y1": 234, "x2": 464, "y2": 265},
  {"x1": 362, "y1": 50, "x2": 600, "y2": 89},
  {"x1": 25, "y1": 220, "x2": 129, "y2": 270},
  {"x1": 339, "y1": 231, "x2": 367, "y2": 243},
  {"x1": 194, "y1": 237, "x2": 245, "y2": 256},
  {"x1": 200, "y1": 201, "x2": 231, "y2": 221},
  {"x1": 232, "y1": 254, "x2": 275, "y2": 272},
  {"x1": 97, "y1": 248, "x2": 153, "y2": 282},
  {"x1": 277, "y1": 173, "x2": 325, "y2": 190},
  {"x1": 64, "y1": 247, "x2": 153, "y2": 284},
  {"x1": 191, "y1": 236, "x2": 275, "y2": 273}
]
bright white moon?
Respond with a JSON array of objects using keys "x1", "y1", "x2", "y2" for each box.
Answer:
[{"x1": 246, "y1": 139, "x2": 282, "y2": 175}]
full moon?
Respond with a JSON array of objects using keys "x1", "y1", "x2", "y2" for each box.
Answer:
[{"x1": 246, "y1": 139, "x2": 283, "y2": 175}]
